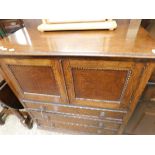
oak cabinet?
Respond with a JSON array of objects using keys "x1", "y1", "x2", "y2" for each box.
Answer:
[{"x1": 0, "y1": 57, "x2": 146, "y2": 134}]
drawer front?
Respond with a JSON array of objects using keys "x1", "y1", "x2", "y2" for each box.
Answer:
[
  {"x1": 24, "y1": 101, "x2": 126, "y2": 121},
  {"x1": 141, "y1": 83, "x2": 155, "y2": 101},
  {"x1": 29, "y1": 110, "x2": 121, "y2": 130},
  {"x1": 36, "y1": 119, "x2": 117, "y2": 135}
]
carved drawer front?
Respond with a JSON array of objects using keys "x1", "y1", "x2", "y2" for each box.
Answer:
[
  {"x1": 63, "y1": 59, "x2": 143, "y2": 109},
  {"x1": 36, "y1": 119, "x2": 117, "y2": 135},
  {"x1": 1, "y1": 58, "x2": 68, "y2": 103},
  {"x1": 141, "y1": 83, "x2": 155, "y2": 102},
  {"x1": 29, "y1": 110, "x2": 121, "y2": 130},
  {"x1": 24, "y1": 101, "x2": 126, "y2": 122}
]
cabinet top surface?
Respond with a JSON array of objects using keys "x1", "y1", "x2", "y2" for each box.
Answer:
[{"x1": 0, "y1": 19, "x2": 155, "y2": 59}]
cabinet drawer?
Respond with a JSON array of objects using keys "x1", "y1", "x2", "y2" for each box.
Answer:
[
  {"x1": 24, "y1": 101, "x2": 126, "y2": 121},
  {"x1": 36, "y1": 119, "x2": 117, "y2": 135},
  {"x1": 29, "y1": 110, "x2": 121, "y2": 130},
  {"x1": 141, "y1": 83, "x2": 155, "y2": 101}
]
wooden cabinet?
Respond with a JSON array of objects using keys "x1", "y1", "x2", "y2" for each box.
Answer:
[
  {"x1": 0, "y1": 58, "x2": 68, "y2": 103},
  {"x1": 1, "y1": 19, "x2": 155, "y2": 134},
  {"x1": 0, "y1": 56, "x2": 146, "y2": 134}
]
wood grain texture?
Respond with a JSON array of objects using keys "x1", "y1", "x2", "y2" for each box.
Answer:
[
  {"x1": 0, "y1": 57, "x2": 68, "y2": 103},
  {"x1": 9, "y1": 65, "x2": 60, "y2": 96},
  {"x1": 0, "y1": 20, "x2": 155, "y2": 58},
  {"x1": 72, "y1": 68, "x2": 127, "y2": 101},
  {"x1": 63, "y1": 58, "x2": 144, "y2": 109}
]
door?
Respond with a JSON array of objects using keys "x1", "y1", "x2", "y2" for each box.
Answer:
[
  {"x1": 63, "y1": 58, "x2": 143, "y2": 109},
  {"x1": 1, "y1": 57, "x2": 68, "y2": 104}
]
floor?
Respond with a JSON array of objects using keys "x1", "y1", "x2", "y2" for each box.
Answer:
[{"x1": 0, "y1": 106, "x2": 64, "y2": 135}]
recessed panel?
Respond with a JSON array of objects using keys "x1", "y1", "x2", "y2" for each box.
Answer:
[
  {"x1": 72, "y1": 68, "x2": 128, "y2": 101},
  {"x1": 9, "y1": 65, "x2": 60, "y2": 96}
]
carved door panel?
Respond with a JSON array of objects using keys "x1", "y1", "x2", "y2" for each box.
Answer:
[
  {"x1": 1, "y1": 58, "x2": 68, "y2": 104},
  {"x1": 63, "y1": 59, "x2": 143, "y2": 109}
]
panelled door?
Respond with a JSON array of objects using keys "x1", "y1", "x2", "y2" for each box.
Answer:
[
  {"x1": 63, "y1": 58, "x2": 144, "y2": 110},
  {"x1": 1, "y1": 57, "x2": 68, "y2": 104}
]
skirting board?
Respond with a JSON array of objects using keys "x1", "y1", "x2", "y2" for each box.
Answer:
[{"x1": 37, "y1": 20, "x2": 117, "y2": 32}]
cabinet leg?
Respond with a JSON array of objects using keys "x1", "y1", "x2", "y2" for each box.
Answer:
[
  {"x1": 0, "y1": 107, "x2": 9, "y2": 125},
  {"x1": 10, "y1": 108, "x2": 33, "y2": 129}
]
